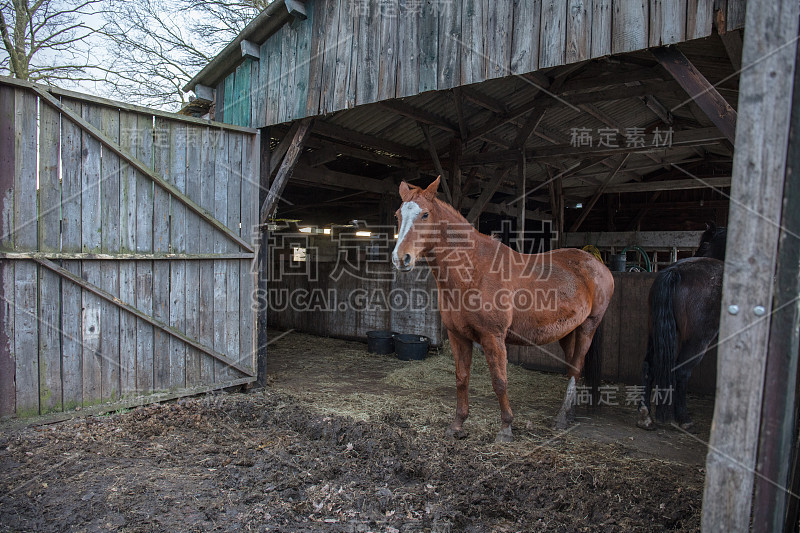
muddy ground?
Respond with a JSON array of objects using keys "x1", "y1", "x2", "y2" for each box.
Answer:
[{"x1": 0, "y1": 331, "x2": 713, "y2": 532}]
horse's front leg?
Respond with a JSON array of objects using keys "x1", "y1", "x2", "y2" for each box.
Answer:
[
  {"x1": 446, "y1": 330, "x2": 473, "y2": 439},
  {"x1": 480, "y1": 334, "x2": 514, "y2": 443}
]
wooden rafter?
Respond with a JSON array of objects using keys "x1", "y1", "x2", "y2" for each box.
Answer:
[
  {"x1": 419, "y1": 123, "x2": 453, "y2": 203},
  {"x1": 652, "y1": 46, "x2": 738, "y2": 144},
  {"x1": 569, "y1": 154, "x2": 630, "y2": 232}
]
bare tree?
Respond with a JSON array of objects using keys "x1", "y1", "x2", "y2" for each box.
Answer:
[
  {"x1": 100, "y1": 0, "x2": 270, "y2": 110},
  {"x1": 0, "y1": 0, "x2": 105, "y2": 83}
]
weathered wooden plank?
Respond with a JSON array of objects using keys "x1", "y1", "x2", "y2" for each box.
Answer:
[
  {"x1": 223, "y1": 71, "x2": 235, "y2": 126},
  {"x1": 567, "y1": 0, "x2": 593, "y2": 63},
  {"x1": 461, "y1": 0, "x2": 486, "y2": 85},
  {"x1": 256, "y1": 41, "x2": 269, "y2": 128},
  {"x1": 99, "y1": 106, "x2": 120, "y2": 402},
  {"x1": 510, "y1": 0, "x2": 541, "y2": 75},
  {"x1": 377, "y1": 0, "x2": 398, "y2": 100},
  {"x1": 293, "y1": 4, "x2": 314, "y2": 120},
  {"x1": 224, "y1": 133, "x2": 242, "y2": 380},
  {"x1": 118, "y1": 111, "x2": 137, "y2": 397},
  {"x1": 60, "y1": 98, "x2": 84, "y2": 409},
  {"x1": 37, "y1": 96, "x2": 62, "y2": 413},
  {"x1": 590, "y1": 0, "x2": 612, "y2": 57},
  {"x1": 419, "y1": 0, "x2": 439, "y2": 93},
  {"x1": 702, "y1": 0, "x2": 799, "y2": 528},
  {"x1": 355, "y1": 0, "x2": 379, "y2": 105},
  {"x1": 0, "y1": 85, "x2": 15, "y2": 416},
  {"x1": 249, "y1": 57, "x2": 261, "y2": 129},
  {"x1": 212, "y1": 129, "x2": 229, "y2": 381},
  {"x1": 80, "y1": 103, "x2": 103, "y2": 407},
  {"x1": 612, "y1": 0, "x2": 647, "y2": 54},
  {"x1": 237, "y1": 60, "x2": 253, "y2": 127},
  {"x1": 649, "y1": 0, "x2": 686, "y2": 46},
  {"x1": 199, "y1": 127, "x2": 216, "y2": 385},
  {"x1": 240, "y1": 132, "x2": 258, "y2": 374},
  {"x1": 319, "y1": 0, "x2": 341, "y2": 114},
  {"x1": 687, "y1": 0, "x2": 714, "y2": 40},
  {"x1": 437, "y1": 0, "x2": 461, "y2": 90},
  {"x1": 396, "y1": 0, "x2": 421, "y2": 97},
  {"x1": 487, "y1": 1, "x2": 512, "y2": 79},
  {"x1": 726, "y1": 0, "x2": 746, "y2": 30},
  {"x1": 281, "y1": 19, "x2": 301, "y2": 122},
  {"x1": 153, "y1": 117, "x2": 171, "y2": 390},
  {"x1": 264, "y1": 25, "x2": 283, "y2": 125},
  {"x1": 304, "y1": 0, "x2": 326, "y2": 116},
  {"x1": 184, "y1": 125, "x2": 203, "y2": 386},
  {"x1": 135, "y1": 113, "x2": 154, "y2": 394},
  {"x1": 169, "y1": 123, "x2": 187, "y2": 389},
  {"x1": 13, "y1": 89, "x2": 38, "y2": 416},
  {"x1": 540, "y1": 0, "x2": 567, "y2": 68}
]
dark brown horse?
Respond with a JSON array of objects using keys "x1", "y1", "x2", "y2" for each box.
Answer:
[
  {"x1": 392, "y1": 178, "x2": 615, "y2": 441},
  {"x1": 637, "y1": 223, "x2": 727, "y2": 430}
]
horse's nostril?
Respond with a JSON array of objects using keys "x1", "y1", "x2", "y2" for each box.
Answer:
[{"x1": 403, "y1": 254, "x2": 412, "y2": 266}]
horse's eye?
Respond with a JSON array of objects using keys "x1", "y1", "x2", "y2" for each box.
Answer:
[{"x1": 421, "y1": 213, "x2": 429, "y2": 219}]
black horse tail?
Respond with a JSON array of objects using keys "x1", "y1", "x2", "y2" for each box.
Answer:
[
  {"x1": 584, "y1": 320, "x2": 603, "y2": 406},
  {"x1": 649, "y1": 269, "x2": 680, "y2": 398}
]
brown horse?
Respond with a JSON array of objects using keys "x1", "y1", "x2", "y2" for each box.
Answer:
[{"x1": 392, "y1": 178, "x2": 615, "y2": 441}]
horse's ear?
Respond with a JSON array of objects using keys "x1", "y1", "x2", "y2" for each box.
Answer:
[
  {"x1": 422, "y1": 176, "x2": 441, "y2": 201},
  {"x1": 706, "y1": 221, "x2": 716, "y2": 231},
  {"x1": 399, "y1": 181, "x2": 412, "y2": 201}
]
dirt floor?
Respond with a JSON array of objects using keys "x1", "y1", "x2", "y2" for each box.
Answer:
[{"x1": 0, "y1": 330, "x2": 714, "y2": 532}]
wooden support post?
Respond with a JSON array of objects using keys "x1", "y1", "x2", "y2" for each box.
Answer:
[
  {"x1": 260, "y1": 118, "x2": 313, "y2": 223},
  {"x1": 420, "y1": 123, "x2": 453, "y2": 203},
  {"x1": 702, "y1": 0, "x2": 800, "y2": 529},
  {"x1": 569, "y1": 154, "x2": 630, "y2": 233},
  {"x1": 256, "y1": 128, "x2": 271, "y2": 387},
  {"x1": 652, "y1": 46, "x2": 738, "y2": 144},
  {"x1": 452, "y1": 88, "x2": 469, "y2": 140},
  {"x1": 752, "y1": 22, "x2": 800, "y2": 532}
]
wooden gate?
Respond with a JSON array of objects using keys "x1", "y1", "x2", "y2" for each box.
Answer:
[{"x1": 0, "y1": 77, "x2": 260, "y2": 419}]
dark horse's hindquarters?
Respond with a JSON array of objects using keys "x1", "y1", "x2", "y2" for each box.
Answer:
[{"x1": 638, "y1": 224, "x2": 727, "y2": 430}]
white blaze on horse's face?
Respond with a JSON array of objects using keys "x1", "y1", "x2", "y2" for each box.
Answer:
[{"x1": 392, "y1": 201, "x2": 422, "y2": 271}]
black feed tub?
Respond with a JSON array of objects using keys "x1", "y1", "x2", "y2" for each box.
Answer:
[
  {"x1": 394, "y1": 334, "x2": 430, "y2": 361},
  {"x1": 366, "y1": 330, "x2": 399, "y2": 355}
]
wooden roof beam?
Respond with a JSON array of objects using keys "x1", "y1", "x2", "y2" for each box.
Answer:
[{"x1": 651, "y1": 46, "x2": 738, "y2": 144}]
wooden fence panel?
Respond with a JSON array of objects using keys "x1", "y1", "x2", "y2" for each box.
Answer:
[{"x1": 0, "y1": 78, "x2": 258, "y2": 419}]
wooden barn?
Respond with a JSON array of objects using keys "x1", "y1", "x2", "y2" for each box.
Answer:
[{"x1": 1, "y1": 0, "x2": 799, "y2": 530}]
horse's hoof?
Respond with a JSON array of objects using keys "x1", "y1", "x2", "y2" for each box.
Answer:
[
  {"x1": 495, "y1": 427, "x2": 513, "y2": 443},
  {"x1": 446, "y1": 427, "x2": 468, "y2": 440},
  {"x1": 637, "y1": 406, "x2": 656, "y2": 430},
  {"x1": 679, "y1": 421, "x2": 696, "y2": 432}
]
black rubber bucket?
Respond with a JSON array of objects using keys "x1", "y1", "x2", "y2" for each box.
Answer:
[
  {"x1": 366, "y1": 330, "x2": 398, "y2": 355},
  {"x1": 609, "y1": 254, "x2": 627, "y2": 272},
  {"x1": 394, "y1": 334, "x2": 430, "y2": 361}
]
